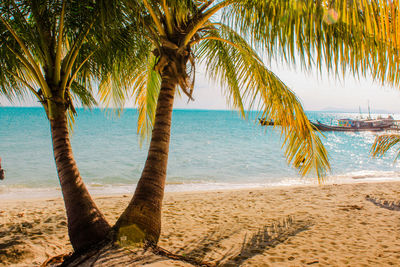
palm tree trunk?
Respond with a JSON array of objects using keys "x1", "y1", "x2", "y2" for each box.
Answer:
[
  {"x1": 114, "y1": 75, "x2": 176, "y2": 245},
  {"x1": 50, "y1": 105, "x2": 111, "y2": 252}
]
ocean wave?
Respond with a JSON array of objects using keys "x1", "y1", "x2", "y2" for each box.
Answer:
[
  {"x1": 2, "y1": 171, "x2": 400, "y2": 200},
  {"x1": 0, "y1": 179, "x2": 314, "y2": 200},
  {"x1": 333, "y1": 170, "x2": 400, "y2": 180}
]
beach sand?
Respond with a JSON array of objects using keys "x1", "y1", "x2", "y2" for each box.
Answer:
[{"x1": 1, "y1": 181, "x2": 400, "y2": 266}]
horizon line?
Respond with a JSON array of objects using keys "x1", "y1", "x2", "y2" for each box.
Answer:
[{"x1": 1, "y1": 106, "x2": 399, "y2": 114}]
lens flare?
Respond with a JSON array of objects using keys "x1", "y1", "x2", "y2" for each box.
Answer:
[{"x1": 324, "y1": 9, "x2": 339, "y2": 25}]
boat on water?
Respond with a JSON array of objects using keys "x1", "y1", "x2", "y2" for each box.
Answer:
[
  {"x1": 311, "y1": 116, "x2": 399, "y2": 132},
  {"x1": 258, "y1": 118, "x2": 274, "y2": 126},
  {"x1": 259, "y1": 116, "x2": 400, "y2": 132}
]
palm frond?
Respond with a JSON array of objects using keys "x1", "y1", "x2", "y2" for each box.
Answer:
[
  {"x1": 134, "y1": 55, "x2": 161, "y2": 143},
  {"x1": 196, "y1": 23, "x2": 330, "y2": 179},
  {"x1": 97, "y1": 22, "x2": 153, "y2": 112},
  {"x1": 67, "y1": 108, "x2": 76, "y2": 133},
  {"x1": 371, "y1": 134, "x2": 400, "y2": 161},
  {"x1": 196, "y1": 32, "x2": 246, "y2": 117},
  {"x1": 224, "y1": 0, "x2": 400, "y2": 86},
  {"x1": 70, "y1": 80, "x2": 97, "y2": 108}
]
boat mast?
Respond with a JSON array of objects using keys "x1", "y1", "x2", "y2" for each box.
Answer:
[{"x1": 368, "y1": 100, "x2": 371, "y2": 119}]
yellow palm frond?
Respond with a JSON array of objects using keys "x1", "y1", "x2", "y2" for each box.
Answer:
[
  {"x1": 196, "y1": 23, "x2": 330, "y2": 179},
  {"x1": 371, "y1": 134, "x2": 400, "y2": 161},
  {"x1": 133, "y1": 55, "x2": 161, "y2": 143},
  {"x1": 224, "y1": 0, "x2": 400, "y2": 86}
]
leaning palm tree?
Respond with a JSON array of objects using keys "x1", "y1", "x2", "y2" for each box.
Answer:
[
  {"x1": 110, "y1": 0, "x2": 399, "y2": 246},
  {"x1": 0, "y1": 0, "x2": 139, "y2": 251}
]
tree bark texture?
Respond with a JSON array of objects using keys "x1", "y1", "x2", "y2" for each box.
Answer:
[
  {"x1": 114, "y1": 74, "x2": 176, "y2": 245},
  {"x1": 50, "y1": 107, "x2": 111, "y2": 252}
]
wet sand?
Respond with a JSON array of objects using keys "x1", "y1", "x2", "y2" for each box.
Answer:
[{"x1": 1, "y1": 181, "x2": 400, "y2": 266}]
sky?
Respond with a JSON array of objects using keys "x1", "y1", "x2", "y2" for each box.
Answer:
[
  {"x1": 2, "y1": 62, "x2": 400, "y2": 113},
  {"x1": 173, "y1": 63, "x2": 400, "y2": 113}
]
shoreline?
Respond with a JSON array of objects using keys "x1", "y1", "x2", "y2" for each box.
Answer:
[
  {"x1": 1, "y1": 175, "x2": 400, "y2": 202},
  {"x1": 2, "y1": 180, "x2": 400, "y2": 265}
]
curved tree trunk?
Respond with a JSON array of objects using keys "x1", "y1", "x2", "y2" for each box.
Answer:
[
  {"x1": 114, "y1": 74, "x2": 176, "y2": 245},
  {"x1": 50, "y1": 105, "x2": 111, "y2": 252}
]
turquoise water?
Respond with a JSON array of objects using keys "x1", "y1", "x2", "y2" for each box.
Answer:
[{"x1": 1, "y1": 107, "x2": 400, "y2": 198}]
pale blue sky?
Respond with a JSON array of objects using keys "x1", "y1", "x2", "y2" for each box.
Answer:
[
  {"x1": 173, "y1": 63, "x2": 400, "y2": 113},
  {"x1": 2, "y1": 63, "x2": 400, "y2": 113}
]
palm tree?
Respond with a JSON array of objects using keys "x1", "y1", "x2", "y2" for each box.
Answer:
[
  {"x1": 111, "y1": 0, "x2": 398, "y2": 246},
  {"x1": 0, "y1": 0, "x2": 138, "y2": 251}
]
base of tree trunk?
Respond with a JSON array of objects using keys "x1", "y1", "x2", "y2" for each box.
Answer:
[{"x1": 42, "y1": 242, "x2": 214, "y2": 267}]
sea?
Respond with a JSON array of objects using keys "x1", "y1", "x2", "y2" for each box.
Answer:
[{"x1": 1, "y1": 107, "x2": 400, "y2": 199}]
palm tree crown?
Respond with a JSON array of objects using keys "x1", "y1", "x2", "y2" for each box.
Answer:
[{"x1": 0, "y1": 0, "x2": 135, "y2": 119}]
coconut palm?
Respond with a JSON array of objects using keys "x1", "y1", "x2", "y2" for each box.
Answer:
[
  {"x1": 0, "y1": 0, "x2": 139, "y2": 251},
  {"x1": 110, "y1": 0, "x2": 398, "y2": 246}
]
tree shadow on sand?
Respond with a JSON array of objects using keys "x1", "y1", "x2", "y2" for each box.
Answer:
[
  {"x1": 46, "y1": 216, "x2": 312, "y2": 266},
  {"x1": 179, "y1": 216, "x2": 313, "y2": 266},
  {"x1": 366, "y1": 195, "x2": 400, "y2": 211},
  {"x1": 0, "y1": 222, "x2": 36, "y2": 265}
]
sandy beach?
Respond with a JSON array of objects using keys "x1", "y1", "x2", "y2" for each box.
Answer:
[{"x1": 1, "y1": 181, "x2": 400, "y2": 266}]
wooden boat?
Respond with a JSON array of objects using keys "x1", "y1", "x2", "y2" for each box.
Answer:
[
  {"x1": 311, "y1": 117, "x2": 398, "y2": 132},
  {"x1": 260, "y1": 116, "x2": 400, "y2": 132},
  {"x1": 258, "y1": 118, "x2": 274, "y2": 126}
]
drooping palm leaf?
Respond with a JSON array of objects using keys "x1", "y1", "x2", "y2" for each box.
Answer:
[
  {"x1": 69, "y1": 80, "x2": 97, "y2": 108},
  {"x1": 196, "y1": 23, "x2": 329, "y2": 179},
  {"x1": 96, "y1": 20, "x2": 155, "y2": 121},
  {"x1": 133, "y1": 55, "x2": 161, "y2": 142},
  {"x1": 371, "y1": 134, "x2": 400, "y2": 161}
]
